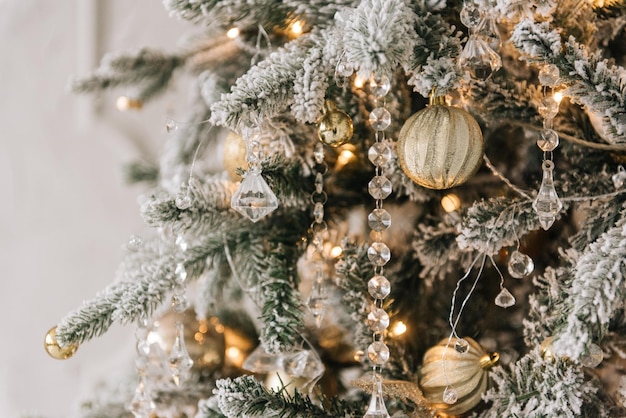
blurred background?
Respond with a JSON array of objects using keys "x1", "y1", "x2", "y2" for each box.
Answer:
[{"x1": 0, "y1": 1, "x2": 188, "y2": 416}]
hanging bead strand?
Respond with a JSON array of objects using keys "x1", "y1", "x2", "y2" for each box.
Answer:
[
  {"x1": 306, "y1": 142, "x2": 329, "y2": 327},
  {"x1": 363, "y1": 73, "x2": 392, "y2": 418}
]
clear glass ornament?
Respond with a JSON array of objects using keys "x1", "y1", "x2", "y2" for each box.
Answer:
[
  {"x1": 306, "y1": 283, "x2": 327, "y2": 328},
  {"x1": 369, "y1": 74, "x2": 391, "y2": 98},
  {"x1": 368, "y1": 242, "x2": 391, "y2": 266},
  {"x1": 368, "y1": 176, "x2": 392, "y2": 200},
  {"x1": 363, "y1": 377, "x2": 390, "y2": 418},
  {"x1": 368, "y1": 209, "x2": 391, "y2": 232},
  {"x1": 175, "y1": 263, "x2": 187, "y2": 282},
  {"x1": 533, "y1": 160, "x2": 563, "y2": 230},
  {"x1": 580, "y1": 343, "x2": 603, "y2": 368},
  {"x1": 368, "y1": 275, "x2": 391, "y2": 299},
  {"x1": 170, "y1": 293, "x2": 189, "y2": 313},
  {"x1": 175, "y1": 193, "x2": 192, "y2": 210},
  {"x1": 314, "y1": 202, "x2": 324, "y2": 223},
  {"x1": 459, "y1": 36, "x2": 502, "y2": 80},
  {"x1": 367, "y1": 308, "x2": 390, "y2": 332},
  {"x1": 369, "y1": 108, "x2": 392, "y2": 131},
  {"x1": 367, "y1": 341, "x2": 390, "y2": 364},
  {"x1": 612, "y1": 166, "x2": 626, "y2": 189},
  {"x1": 507, "y1": 250, "x2": 534, "y2": 278},
  {"x1": 140, "y1": 342, "x2": 171, "y2": 389},
  {"x1": 231, "y1": 167, "x2": 279, "y2": 222},
  {"x1": 314, "y1": 143, "x2": 325, "y2": 164},
  {"x1": 475, "y1": 16, "x2": 501, "y2": 50},
  {"x1": 128, "y1": 235, "x2": 143, "y2": 249},
  {"x1": 128, "y1": 378, "x2": 156, "y2": 418},
  {"x1": 443, "y1": 386, "x2": 459, "y2": 404},
  {"x1": 242, "y1": 345, "x2": 282, "y2": 373},
  {"x1": 538, "y1": 97, "x2": 560, "y2": 119},
  {"x1": 175, "y1": 235, "x2": 188, "y2": 252},
  {"x1": 283, "y1": 350, "x2": 325, "y2": 384},
  {"x1": 495, "y1": 287, "x2": 516, "y2": 308},
  {"x1": 460, "y1": 2, "x2": 482, "y2": 29},
  {"x1": 538, "y1": 64, "x2": 560, "y2": 87},
  {"x1": 537, "y1": 129, "x2": 559, "y2": 152},
  {"x1": 166, "y1": 120, "x2": 178, "y2": 133},
  {"x1": 368, "y1": 142, "x2": 393, "y2": 167},
  {"x1": 168, "y1": 322, "x2": 193, "y2": 386},
  {"x1": 454, "y1": 338, "x2": 470, "y2": 354}
]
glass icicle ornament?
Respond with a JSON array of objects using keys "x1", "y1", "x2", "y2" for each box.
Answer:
[
  {"x1": 306, "y1": 277, "x2": 327, "y2": 328},
  {"x1": 363, "y1": 376, "x2": 390, "y2": 418},
  {"x1": 507, "y1": 250, "x2": 534, "y2": 278},
  {"x1": 459, "y1": 35, "x2": 502, "y2": 80},
  {"x1": 168, "y1": 322, "x2": 193, "y2": 386},
  {"x1": 533, "y1": 160, "x2": 563, "y2": 230},
  {"x1": 495, "y1": 287, "x2": 516, "y2": 308},
  {"x1": 231, "y1": 165, "x2": 279, "y2": 222},
  {"x1": 128, "y1": 377, "x2": 156, "y2": 418}
]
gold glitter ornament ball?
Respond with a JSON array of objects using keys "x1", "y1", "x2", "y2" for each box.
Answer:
[
  {"x1": 397, "y1": 96, "x2": 484, "y2": 190},
  {"x1": 419, "y1": 337, "x2": 498, "y2": 417},
  {"x1": 44, "y1": 326, "x2": 79, "y2": 360},
  {"x1": 317, "y1": 100, "x2": 354, "y2": 147}
]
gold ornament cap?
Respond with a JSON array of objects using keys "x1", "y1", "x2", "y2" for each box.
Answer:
[
  {"x1": 44, "y1": 326, "x2": 78, "y2": 360},
  {"x1": 317, "y1": 100, "x2": 354, "y2": 147},
  {"x1": 116, "y1": 96, "x2": 143, "y2": 111}
]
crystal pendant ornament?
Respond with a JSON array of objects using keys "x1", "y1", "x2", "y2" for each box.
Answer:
[
  {"x1": 368, "y1": 176, "x2": 392, "y2": 199},
  {"x1": 368, "y1": 275, "x2": 391, "y2": 299},
  {"x1": 537, "y1": 129, "x2": 559, "y2": 152},
  {"x1": 507, "y1": 250, "x2": 534, "y2": 278},
  {"x1": 495, "y1": 287, "x2": 516, "y2": 308},
  {"x1": 369, "y1": 107, "x2": 392, "y2": 131},
  {"x1": 475, "y1": 16, "x2": 501, "y2": 50},
  {"x1": 454, "y1": 338, "x2": 470, "y2": 354},
  {"x1": 539, "y1": 64, "x2": 560, "y2": 87},
  {"x1": 459, "y1": 35, "x2": 502, "y2": 80},
  {"x1": 283, "y1": 349, "x2": 325, "y2": 386},
  {"x1": 231, "y1": 166, "x2": 279, "y2": 222},
  {"x1": 128, "y1": 378, "x2": 156, "y2": 418},
  {"x1": 443, "y1": 386, "x2": 459, "y2": 404},
  {"x1": 306, "y1": 283, "x2": 327, "y2": 328},
  {"x1": 460, "y1": 2, "x2": 482, "y2": 29},
  {"x1": 368, "y1": 142, "x2": 393, "y2": 167},
  {"x1": 538, "y1": 97, "x2": 560, "y2": 119},
  {"x1": 243, "y1": 345, "x2": 282, "y2": 373},
  {"x1": 367, "y1": 341, "x2": 390, "y2": 364},
  {"x1": 363, "y1": 377, "x2": 390, "y2": 418},
  {"x1": 170, "y1": 293, "x2": 189, "y2": 313},
  {"x1": 369, "y1": 74, "x2": 391, "y2": 98},
  {"x1": 168, "y1": 322, "x2": 193, "y2": 386},
  {"x1": 368, "y1": 308, "x2": 390, "y2": 332},
  {"x1": 368, "y1": 242, "x2": 391, "y2": 266},
  {"x1": 368, "y1": 209, "x2": 391, "y2": 232},
  {"x1": 612, "y1": 166, "x2": 626, "y2": 189},
  {"x1": 533, "y1": 160, "x2": 563, "y2": 230},
  {"x1": 580, "y1": 343, "x2": 603, "y2": 368}
]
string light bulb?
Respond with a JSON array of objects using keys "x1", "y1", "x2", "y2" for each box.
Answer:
[
  {"x1": 290, "y1": 20, "x2": 304, "y2": 35},
  {"x1": 441, "y1": 193, "x2": 461, "y2": 212},
  {"x1": 553, "y1": 91, "x2": 563, "y2": 104},
  {"x1": 391, "y1": 321, "x2": 407, "y2": 336},
  {"x1": 330, "y1": 245, "x2": 343, "y2": 258},
  {"x1": 353, "y1": 75, "x2": 366, "y2": 89},
  {"x1": 226, "y1": 27, "x2": 240, "y2": 39},
  {"x1": 336, "y1": 148, "x2": 356, "y2": 169}
]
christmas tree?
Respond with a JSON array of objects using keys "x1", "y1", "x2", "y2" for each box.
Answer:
[{"x1": 44, "y1": 0, "x2": 626, "y2": 416}]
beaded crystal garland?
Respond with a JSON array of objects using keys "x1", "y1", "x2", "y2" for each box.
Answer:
[{"x1": 363, "y1": 73, "x2": 393, "y2": 418}]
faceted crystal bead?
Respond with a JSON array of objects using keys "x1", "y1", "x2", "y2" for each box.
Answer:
[
  {"x1": 283, "y1": 350, "x2": 325, "y2": 384},
  {"x1": 580, "y1": 343, "x2": 603, "y2": 368},
  {"x1": 168, "y1": 323, "x2": 193, "y2": 386},
  {"x1": 175, "y1": 235, "x2": 188, "y2": 252},
  {"x1": 129, "y1": 378, "x2": 156, "y2": 418},
  {"x1": 495, "y1": 287, "x2": 516, "y2": 308},
  {"x1": 543, "y1": 118, "x2": 554, "y2": 130},
  {"x1": 137, "y1": 342, "x2": 171, "y2": 389},
  {"x1": 368, "y1": 209, "x2": 391, "y2": 232},
  {"x1": 369, "y1": 108, "x2": 391, "y2": 131},
  {"x1": 612, "y1": 166, "x2": 626, "y2": 189},
  {"x1": 314, "y1": 143, "x2": 325, "y2": 165},
  {"x1": 367, "y1": 341, "x2": 390, "y2": 364},
  {"x1": 537, "y1": 129, "x2": 559, "y2": 152},
  {"x1": 368, "y1": 176, "x2": 392, "y2": 200},
  {"x1": 306, "y1": 285, "x2": 327, "y2": 328},
  {"x1": 368, "y1": 308, "x2": 390, "y2": 332},
  {"x1": 533, "y1": 160, "x2": 563, "y2": 230},
  {"x1": 368, "y1": 242, "x2": 391, "y2": 266},
  {"x1": 314, "y1": 202, "x2": 324, "y2": 223},
  {"x1": 368, "y1": 142, "x2": 393, "y2": 167},
  {"x1": 242, "y1": 345, "x2": 282, "y2": 373},
  {"x1": 315, "y1": 172, "x2": 324, "y2": 193},
  {"x1": 460, "y1": 2, "x2": 482, "y2": 29},
  {"x1": 231, "y1": 169, "x2": 279, "y2": 222},
  {"x1": 175, "y1": 193, "x2": 192, "y2": 210},
  {"x1": 166, "y1": 120, "x2": 178, "y2": 133},
  {"x1": 507, "y1": 250, "x2": 534, "y2": 278},
  {"x1": 443, "y1": 386, "x2": 459, "y2": 404},
  {"x1": 369, "y1": 74, "x2": 391, "y2": 98},
  {"x1": 171, "y1": 293, "x2": 189, "y2": 313},
  {"x1": 175, "y1": 263, "x2": 188, "y2": 282},
  {"x1": 538, "y1": 97, "x2": 560, "y2": 119},
  {"x1": 368, "y1": 275, "x2": 391, "y2": 299},
  {"x1": 128, "y1": 235, "x2": 143, "y2": 249},
  {"x1": 459, "y1": 36, "x2": 502, "y2": 80},
  {"x1": 475, "y1": 16, "x2": 501, "y2": 50},
  {"x1": 363, "y1": 377, "x2": 390, "y2": 418},
  {"x1": 538, "y1": 64, "x2": 560, "y2": 87},
  {"x1": 454, "y1": 338, "x2": 470, "y2": 354}
]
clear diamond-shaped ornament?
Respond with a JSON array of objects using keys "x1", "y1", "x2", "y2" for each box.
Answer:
[
  {"x1": 283, "y1": 349, "x2": 325, "y2": 389},
  {"x1": 128, "y1": 377, "x2": 156, "y2": 418},
  {"x1": 168, "y1": 322, "x2": 193, "y2": 387},
  {"x1": 533, "y1": 160, "x2": 563, "y2": 230},
  {"x1": 495, "y1": 287, "x2": 516, "y2": 308},
  {"x1": 363, "y1": 376, "x2": 390, "y2": 418},
  {"x1": 231, "y1": 167, "x2": 279, "y2": 222},
  {"x1": 242, "y1": 345, "x2": 283, "y2": 373}
]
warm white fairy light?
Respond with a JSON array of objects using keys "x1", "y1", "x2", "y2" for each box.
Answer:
[
  {"x1": 337, "y1": 149, "x2": 356, "y2": 168},
  {"x1": 226, "y1": 27, "x2": 240, "y2": 39},
  {"x1": 391, "y1": 321, "x2": 407, "y2": 336},
  {"x1": 290, "y1": 20, "x2": 304, "y2": 35},
  {"x1": 353, "y1": 75, "x2": 366, "y2": 89},
  {"x1": 441, "y1": 193, "x2": 461, "y2": 212},
  {"x1": 553, "y1": 91, "x2": 563, "y2": 104},
  {"x1": 330, "y1": 245, "x2": 343, "y2": 258}
]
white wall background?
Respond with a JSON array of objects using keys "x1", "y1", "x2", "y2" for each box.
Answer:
[{"x1": 1, "y1": 1, "x2": 189, "y2": 416}]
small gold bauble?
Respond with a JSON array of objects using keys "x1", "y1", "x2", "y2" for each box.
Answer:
[
  {"x1": 419, "y1": 337, "x2": 498, "y2": 417},
  {"x1": 44, "y1": 326, "x2": 78, "y2": 360},
  {"x1": 397, "y1": 96, "x2": 484, "y2": 190},
  {"x1": 223, "y1": 131, "x2": 249, "y2": 180},
  {"x1": 116, "y1": 96, "x2": 143, "y2": 111},
  {"x1": 317, "y1": 100, "x2": 354, "y2": 147}
]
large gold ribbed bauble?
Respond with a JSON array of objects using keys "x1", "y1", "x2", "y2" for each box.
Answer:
[
  {"x1": 397, "y1": 103, "x2": 484, "y2": 190},
  {"x1": 419, "y1": 337, "x2": 498, "y2": 417}
]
